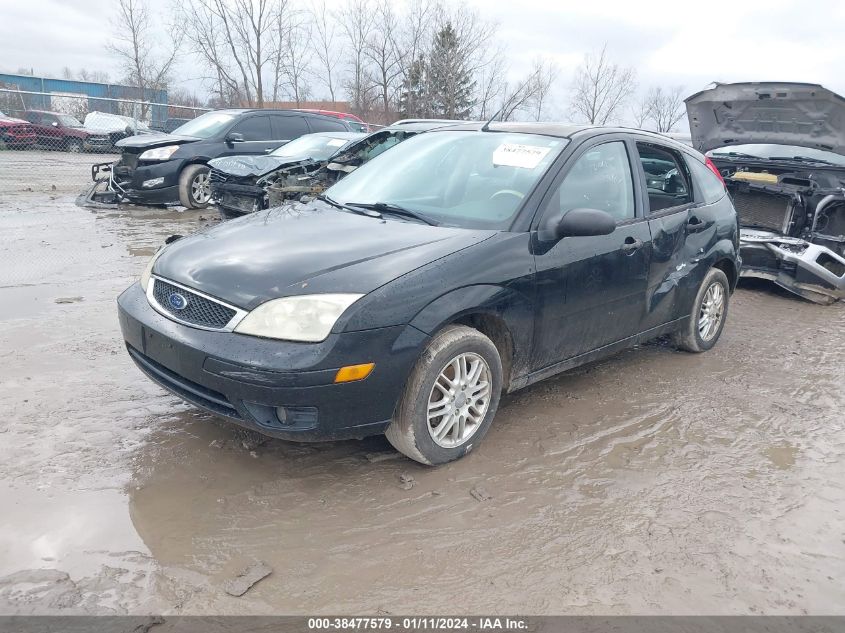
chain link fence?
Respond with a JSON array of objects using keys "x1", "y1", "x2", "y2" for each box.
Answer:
[{"x1": 0, "y1": 89, "x2": 209, "y2": 199}]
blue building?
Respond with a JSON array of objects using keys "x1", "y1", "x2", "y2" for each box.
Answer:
[{"x1": 0, "y1": 73, "x2": 169, "y2": 125}]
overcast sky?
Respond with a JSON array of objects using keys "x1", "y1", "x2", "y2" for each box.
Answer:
[{"x1": 3, "y1": 0, "x2": 845, "y2": 124}]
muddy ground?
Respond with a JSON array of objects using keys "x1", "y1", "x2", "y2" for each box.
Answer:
[{"x1": 0, "y1": 151, "x2": 844, "y2": 615}]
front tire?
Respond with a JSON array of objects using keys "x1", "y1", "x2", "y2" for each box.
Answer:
[
  {"x1": 65, "y1": 138, "x2": 82, "y2": 153},
  {"x1": 386, "y1": 325, "x2": 503, "y2": 465},
  {"x1": 672, "y1": 267, "x2": 730, "y2": 353},
  {"x1": 179, "y1": 164, "x2": 211, "y2": 209}
]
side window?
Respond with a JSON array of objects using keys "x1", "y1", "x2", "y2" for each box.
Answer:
[
  {"x1": 548, "y1": 141, "x2": 635, "y2": 221},
  {"x1": 686, "y1": 156, "x2": 726, "y2": 203},
  {"x1": 271, "y1": 115, "x2": 309, "y2": 140},
  {"x1": 635, "y1": 143, "x2": 692, "y2": 213},
  {"x1": 230, "y1": 115, "x2": 271, "y2": 141},
  {"x1": 307, "y1": 117, "x2": 347, "y2": 133}
]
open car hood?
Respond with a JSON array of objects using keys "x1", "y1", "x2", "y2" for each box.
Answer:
[
  {"x1": 685, "y1": 82, "x2": 845, "y2": 155},
  {"x1": 115, "y1": 133, "x2": 197, "y2": 150}
]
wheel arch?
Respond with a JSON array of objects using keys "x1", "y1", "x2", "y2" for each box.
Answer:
[{"x1": 407, "y1": 284, "x2": 534, "y2": 393}]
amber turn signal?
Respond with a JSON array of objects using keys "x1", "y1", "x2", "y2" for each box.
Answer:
[{"x1": 334, "y1": 363, "x2": 375, "y2": 383}]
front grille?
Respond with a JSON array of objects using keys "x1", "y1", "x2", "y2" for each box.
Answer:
[
  {"x1": 732, "y1": 190, "x2": 792, "y2": 233},
  {"x1": 152, "y1": 278, "x2": 236, "y2": 329}
]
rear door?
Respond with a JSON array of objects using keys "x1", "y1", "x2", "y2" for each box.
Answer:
[
  {"x1": 270, "y1": 114, "x2": 310, "y2": 146},
  {"x1": 531, "y1": 137, "x2": 652, "y2": 369},
  {"x1": 306, "y1": 116, "x2": 349, "y2": 133},
  {"x1": 633, "y1": 140, "x2": 703, "y2": 330}
]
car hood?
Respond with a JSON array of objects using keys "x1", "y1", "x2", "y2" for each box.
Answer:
[
  {"x1": 208, "y1": 154, "x2": 313, "y2": 178},
  {"x1": 115, "y1": 132, "x2": 198, "y2": 150},
  {"x1": 153, "y1": 204, "x2": 496, "y2": 309},
  {"x1": 685, "y1": 82, "x2": 845, "y2": 155}
]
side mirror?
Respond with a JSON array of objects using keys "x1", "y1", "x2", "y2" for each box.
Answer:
[
  {"x1": 546, "y1": 207, "x2": 616, "y2": 240},
  {"x1": 226, "y1": 132, "x2": 244, "y2": 144},
  {"x1": 51, "y1": 121, "x2": 59, "y2": 127}
]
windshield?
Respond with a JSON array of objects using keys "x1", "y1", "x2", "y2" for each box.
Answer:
[
  {"x1": 709, "y1": 144, "x2": 845, "y2": 166},
  {"x1": 171, "y1": 112, "x2": 236, "y2": 139},
  {"x1": 326, "y1": 130, "x2": 566, "y2": 229},
  {"x1": 271, "y1": 134, "x2": 351, "y2": 160},
  {"x1": 57, "y1": 114, "x2": 82, "y2": 127}
]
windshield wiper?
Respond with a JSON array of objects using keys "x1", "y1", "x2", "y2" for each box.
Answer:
[
  {"x1": 768, "y1": 155, "x2": 839, "y2": 166},
  {"x1": 317, "y1": 194, "x2": 382, "y2": 218},
  {"x1": 347, "y1": 202, "x2": 437, "y2": 226},
  {"x1": 710, "y1": 151, "x2": 763, "y2": 160}
]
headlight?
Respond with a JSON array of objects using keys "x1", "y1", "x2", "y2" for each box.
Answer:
[
  {"x1": 139, "y1": 145, "x2": 180, "y2": 161},
  {"x1": 234, "y1": 294, "x2": 364, "y2": 342},
  {"x1": 140, "y1": 248, "x2": 165, "y2": 292}
]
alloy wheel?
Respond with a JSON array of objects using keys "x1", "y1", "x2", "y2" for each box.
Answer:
[
  {"x1": 426, "y1": 352, "x2": 491, "y2": 448},
  {"x1": 191, "y1": 171, "x2": 211, "y2": 204},
  {"x1": 698, "y1": 282, "x2": 725, "y2": 341}
]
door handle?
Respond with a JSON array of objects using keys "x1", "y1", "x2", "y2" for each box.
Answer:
[
  {"x1": 621, "y1": 237, "x2": 644, "y2": 254},
  {"x1": 687, "y1": 215, "x2": 705, "y2": 233}
]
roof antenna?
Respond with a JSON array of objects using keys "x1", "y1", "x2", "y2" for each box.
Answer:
[{"x1": 481, "y1": 107, "x2": 504, "y2": 132}]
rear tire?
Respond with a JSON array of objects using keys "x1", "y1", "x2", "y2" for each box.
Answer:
[
  {"x1": 672, "y1": 267, "x2": 730, "y2": 353},
  {"x1": 385, "y1": 325, "x2": 503, "y2": 465},
  {"x1": 179, "y1": 164, "x2": 211, "y2": 209}
]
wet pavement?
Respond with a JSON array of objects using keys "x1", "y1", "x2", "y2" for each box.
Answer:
[{"x1": 1, "y1": 151, "x2": 844, "y2": 615}]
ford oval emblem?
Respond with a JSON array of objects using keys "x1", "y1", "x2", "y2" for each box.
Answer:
[{"x1": 168, "y1": 292, "x2": 188, "y2": 311}]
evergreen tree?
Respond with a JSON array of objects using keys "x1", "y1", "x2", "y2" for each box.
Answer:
[
  {"x1": 428, "y1": 23, "x2": 477, "y2": 119},
  {"x1": 399, "y1": 55, "x2": 430, "y2": 119}
]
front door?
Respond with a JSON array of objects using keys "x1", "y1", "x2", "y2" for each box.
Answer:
[
  {"x1": 223, "y1": 115, "x2": 274, "y2": 157},
  {"x1": 531, "y1": 139, "x2": 652, "y2": 370}
]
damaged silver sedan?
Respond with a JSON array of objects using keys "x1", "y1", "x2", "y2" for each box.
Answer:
[{"x1": 686, "y1": 82, "x2": 845, "y2": 304}]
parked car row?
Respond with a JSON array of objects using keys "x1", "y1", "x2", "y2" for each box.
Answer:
[{"x1": 84, "y1": 108, "x2": 357, "y2": 208}]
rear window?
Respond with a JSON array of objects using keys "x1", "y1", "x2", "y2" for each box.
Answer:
[
  {"x1": 270, "y1": 115, "x2": 309, "y2": 140},
  {"x1": 308, "y1": 117, "x2": 348, "y2": 133},
  {"x1": 686, "y1": 156, "x2": 726, "y2": 204},
  {"x1": 635, "y1": 143, "x2": 692, "y2": 213}
]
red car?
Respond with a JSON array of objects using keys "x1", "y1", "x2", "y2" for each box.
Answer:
[
  {"x1": 295, "y1": 109, "x2": 368, "y2": 132},
  {"x1": 0, "y1": 111, "x2": 37, "y2": 148},
  {"x1": 21, "y1": 110, "x2": 110, "y2": 153}
]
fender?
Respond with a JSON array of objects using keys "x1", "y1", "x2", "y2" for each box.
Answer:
[
  {"x1": 408, "y1": 284, "x2": 535, "y2": 388},
  {"x1": 676, "y1": 237, "x2": 740, "y2": 315}
]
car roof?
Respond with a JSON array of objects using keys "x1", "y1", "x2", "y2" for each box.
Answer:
[
  {"x1": 429, "y1": 121, "x2": 700, "y2": 154},
  {"x1": 304, "y1": 131, "x2": 366, "y2": 140},
  {"x1": 381, "y1": 120, "x2": 472, "y2": 133}
]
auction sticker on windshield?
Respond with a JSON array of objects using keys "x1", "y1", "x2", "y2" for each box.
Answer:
[{"x1": 493, "y1": 143, "x2": 552, "y2": 169}]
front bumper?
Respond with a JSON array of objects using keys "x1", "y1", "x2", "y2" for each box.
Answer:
[
  {"x1": 96, "y1": 157, "x2": 184, "y2": 205},
  {"x1": 739, "y1": 229, "x2": 845, "y2": 304},
  {"x1": 117, "y1": 282, "x2": 428, "y2": 441}
]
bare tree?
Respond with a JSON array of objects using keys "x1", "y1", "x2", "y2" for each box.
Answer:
[
  {"x1": 569, "y1": 44, "x2": 636, "y2": 125},
  {"x1": 339, "y1": 0, "x2": 376, "y2": 118},
  {"x1": 643, "y1": 85, "x2": 686, "y2": 132},
  {"x1": 532, "y1": 58, "x2": 559, "y2": 121},
  {"x1": 309, "y1": 0, "x2": 343, "y2": 103},
  {"x1": 107, "y1": 0, "x2": 182, "y2": 117},
  {"x1": 630, "y1": 93, "x2": 651, "y2": 129},
  {"x1": 392, "y1": 0, "x2": 437, "y2": 119},
  {"x1": 277, "y1": 9, "x2": 314, "y2": 105},
  {"x1": 365, "y1": 0, "x2": 403, "y2": 122},
  {"x1": 178, "y1": 0, "x2": 276, "y2": 108}
]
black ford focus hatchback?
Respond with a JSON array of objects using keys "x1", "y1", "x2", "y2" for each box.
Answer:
[{"x1": 118, "y1": 123, "x2": 740, "y2": 465}]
